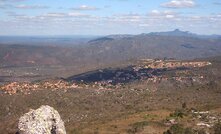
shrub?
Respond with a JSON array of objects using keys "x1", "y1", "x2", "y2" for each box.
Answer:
[
  {"x1": 214, "y1": 122, "x2": 221, "y2": 134},
  {"x1": 163, "y1": 124, "x2": 185, "y2": 134},
  {"x1": 163, "y1": 124, "x2": 196, "y2": 134},
  {"x1": 197, "y1": 129, "x2": 206, "y2": 134},
  {"x1": 184, "y1": 127, "x2": 195, "y2": 134},
  {"x1": 127, "y1": 121, "x2": 148, "y2": 134},
  {"x1": 164, "y1": 125, "x2": 210, "y2": 134},
  {"x1": 182, "y1": 102, "x2": 187, "y2": 109},
  {"x1": 169, "y1": 109, "x2": 186, "y2": 118}
]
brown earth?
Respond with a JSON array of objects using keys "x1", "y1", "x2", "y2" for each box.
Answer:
[{"x1": 0, "y1": 57, "x2": 221, "y2": 134}]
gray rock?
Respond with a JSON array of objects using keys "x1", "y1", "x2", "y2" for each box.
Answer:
[{"x1": 18, "y1": 105, "x2": 66, "y2": 134}]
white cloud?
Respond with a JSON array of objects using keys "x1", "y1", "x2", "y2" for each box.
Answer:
[
  {"x1": 0, "y1": 3, "x2": 49, "y2": 9},
  {"x1": 68, "y1": 12, "x2": 90, "y2": 17},
  {"x1": 0, "y1": 0, "x2": 25, "y2": 2},
  {"x1": 150, "y1": 10, "x2": 161, "y2": 15},
  {"x1": 139, "y1": 23, "x2": 149, "y2": 27},
  {"x1": 166, "y1": 14, "x2": 175, "y2": 18},
  {"x1": 161, "y1": 0, "x2": 196, "y2": 8},
  {"x1": 2, "y1": 9, "x2": 221, "y2": 35},
  {"x1": 15, "y1": 4, "x2": 49, "y2": 9},
  {"x1": 110, "y1": 13, "x2": 143, "y2": 23},
  {"x1": 42, "y1": 13, "x2": 67, "y2": 18},
  {"x1": 71, "y1": 5, "x2": 99, "y2": 11},
  {"x1": 149, "y1": 10, "x2": 177, "y2": 19},
  {"x1": 39, "y1": 12, "x2": 91, "y2": 18}
]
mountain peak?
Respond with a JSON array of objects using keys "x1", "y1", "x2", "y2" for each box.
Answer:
[
  {"x1": 174, "y1": 29, "x2": 180, "y2": 32},
  {"x1": 148, "y1": 29, "x2": 194, "y2": 37},
  {"x1": 173, "y1": 29, "x2": 189, "y2": 33}
]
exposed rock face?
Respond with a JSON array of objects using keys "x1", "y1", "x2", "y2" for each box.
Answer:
[{"x1": 18, "y1": 105, "x2": 66, "y2": 134}]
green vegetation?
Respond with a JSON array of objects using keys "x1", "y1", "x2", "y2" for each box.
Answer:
[
  {"x1": 127, "y1": 121, "x2": 148, "y2": 134},
  {"x1": 197, "y1": 129, "x2": 207, "y2": 134},
  {"x1": 142, "y1": 114, "x2": 158, "y2": 120},
  {"x1": 163, "y1": 124, "x2": 196, "y2": 134},
  {"x1": 163, "y1": 124, "x2": 212, "y2": 134},
  {"x1": 163, "y1": 124, "x2": 185, "y2": 134},
  {"x1": 214, "y1": 121, "x2": 221, "y2": 134},
  {"x1": 70, "y1": 128, "x2": 82, "y2": 134},
  {"x1": 169, "y1": 109, "x2": 186, "y2": 119},
  {"x1": 1, "y1": 56, "x2": 221, "y2": 134},
  {"x1": 184, "y1": 127, "x2": 195, "y2": 134}
]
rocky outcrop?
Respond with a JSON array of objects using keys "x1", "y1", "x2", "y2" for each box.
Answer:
[{"x1": 18, "y1": 105, "x2": 66, "y2": 134}]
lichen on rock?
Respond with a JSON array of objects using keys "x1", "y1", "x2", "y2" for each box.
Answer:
[{"x1": 18, "y1": 105, "x2": 66, "y2": 134}]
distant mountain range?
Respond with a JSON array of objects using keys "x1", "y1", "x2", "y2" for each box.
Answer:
[
  {"x1": 0, "y1": 29, "x2": 221, "y2": 67},
  {"x1": 147, "y1": 29, "x2": 221, "y2": 39},
  {"x1": 86, "y1": 29, "x2": 221, "y2": 61},
  {"x1": 94, "y1": 29, "x2": 221, "y2": 39},
  {"x1": 148, "y1": 29, "x2": 197, "y2": 37}
]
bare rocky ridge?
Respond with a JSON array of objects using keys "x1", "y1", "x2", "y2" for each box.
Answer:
[{"x1": 17, "y1": 105, "x2": 66, "y2": 134}]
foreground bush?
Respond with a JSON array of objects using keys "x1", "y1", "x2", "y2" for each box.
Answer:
[
  {"x1": 214, "y1": 122, "x2": 221, "y2": 134},
  {"x1": 163, "y1": 124, "x2": 185, "y2": 134},
  {"x1": 127, "y1": 121, "x2": 148, "y2": 134},
  {"x1": 163, "y1": 124, "x2": 198, "y2": 134}
]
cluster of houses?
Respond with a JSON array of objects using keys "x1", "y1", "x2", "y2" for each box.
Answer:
[
  {"x1": 0, "y1": 80, "x2": 80, "y2": 95},
  {"x1": 139, "y1": 60, "x2": 211, "y2": 69},
  {"x1": 145, "y1": 75, "x2": 205, "y2": 84},
  {"x1": 0, "y1": 59, "x2": 211, "y2": 95}
]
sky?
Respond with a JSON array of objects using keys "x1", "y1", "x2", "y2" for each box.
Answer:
[{"x1": 0, "y1": 0, "x2": 221, "y2": 35}]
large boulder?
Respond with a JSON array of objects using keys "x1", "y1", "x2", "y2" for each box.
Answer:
[{"x1": 18, "y1": 105, "x2": 66, "y2": 134}]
